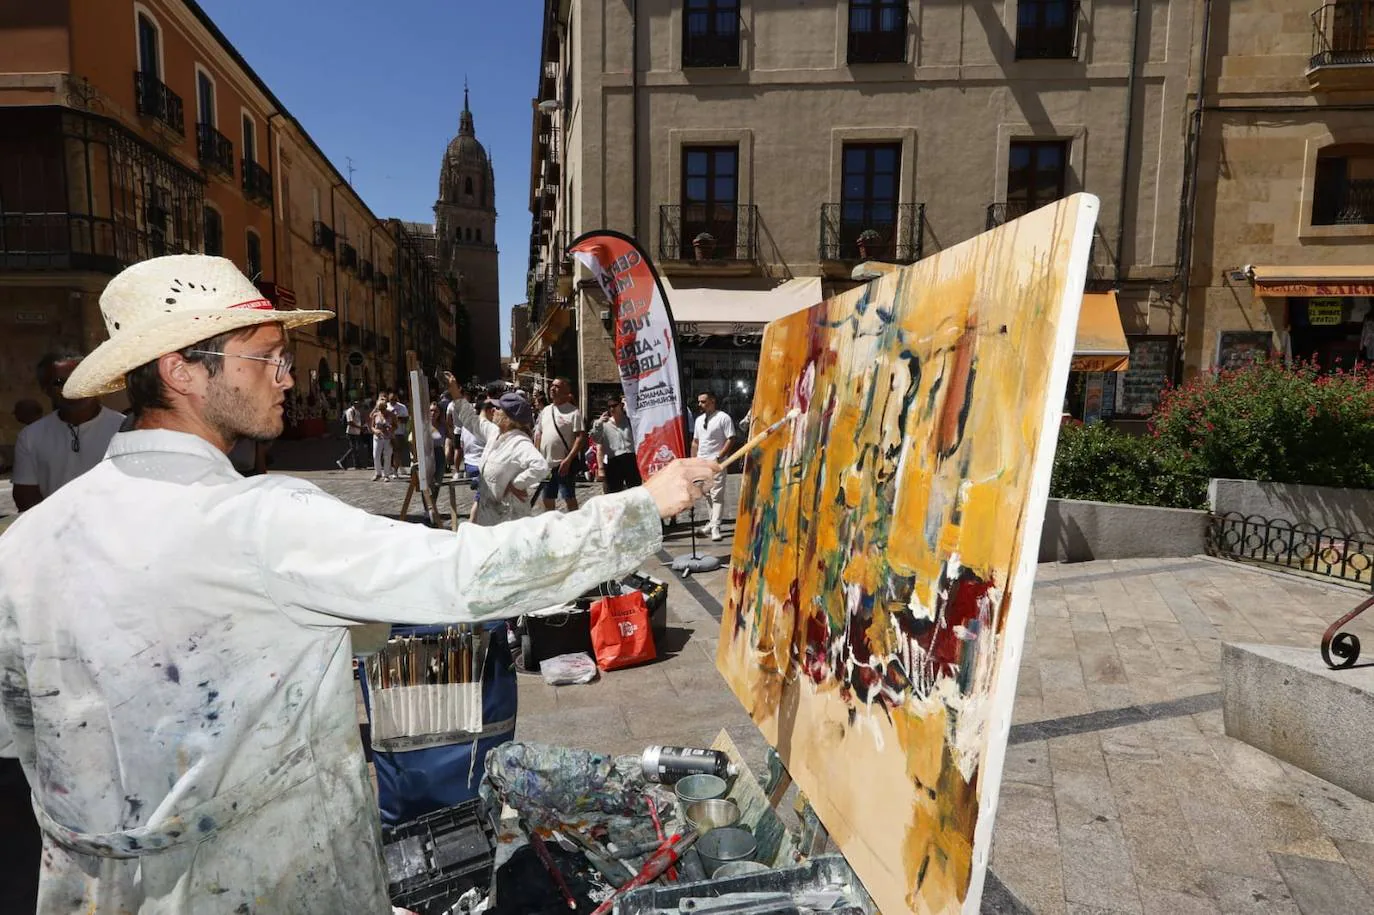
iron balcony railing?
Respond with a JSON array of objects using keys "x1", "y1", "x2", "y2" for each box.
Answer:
[
  {"x1": 1310, "y1": 2, "x2": 1374, "y2": 69},
  {"x1": 847, "y1": 2, "x2": 908, "y2": 63},
  {"x1": 0, "y1": 212, "x2": 194, "y2": 273},
  {"x1": 985, "y1": 200, "x2": 1037, "y2": 229},
  {"x1": 659, "y1": 203, "x2": 759, "y2": 262},
  {"x1": 343, "y1": 322, "x2": 361, "y2": 345},
  {"x1": 133, "y1": 71, "x2": 185, "y2": 136},
  {"x1": 242, "y1": 159, "x2": 272, "y2": 207},
  {"x1": 311, "y1": 220, "x2": 335, "y2": 253},
  {"x1": 196, "y1": 123, "x2": 234, "y2": 177},
  {"x1": 339, "y1": 241, "x2": 358, "y2": 270},
  {"x1": 1208, "y1": 512, "x2": 1374, "y2": 590},
  {"x1": 1313, "y1": 176, "x2": 1374, "y2": 225},
  {"x1": 360, "y1": 259, "x2": 374, "y2": 282},
  {"x1": 1015, "y1": 0, "x2": 1081, "y2": 59},
  {"x1": 819, "y1": 202, "x2": 925, "y2": 262}
]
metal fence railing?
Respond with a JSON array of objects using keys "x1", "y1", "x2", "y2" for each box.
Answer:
[{"x1": 1207, "y1": 512, "x2": 1374, "y2": 589}]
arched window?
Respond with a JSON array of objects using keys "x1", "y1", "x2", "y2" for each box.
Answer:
[
  {"x1": 465, "y1": 177, "x2": 474, "y2": 195},
  {"x1": 476, "y1": 228, "x2": 482, "y2": 242},
  {"x1": 203, "y1": 206, "x2": 223, "y2": 256}
]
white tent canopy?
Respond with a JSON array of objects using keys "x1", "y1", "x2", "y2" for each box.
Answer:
[{"x1": 659, "y1": 277, "x2": 823, "y2": 336}]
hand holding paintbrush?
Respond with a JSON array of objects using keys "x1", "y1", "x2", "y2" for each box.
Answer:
[{"x1": 718, "y1": 408, "x2": 801, "y2": 470}]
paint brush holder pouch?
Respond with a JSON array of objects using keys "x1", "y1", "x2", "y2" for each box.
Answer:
[
  {"x1": 369, "y1": 681, "x2": 484, "y2": 746},
  {"x1": 364, "y1": 628, "x2": 490, "y2": 748}
]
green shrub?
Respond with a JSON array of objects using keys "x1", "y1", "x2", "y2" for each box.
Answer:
[
  {"x1": 1150, "y1": 360, "x2": 1374, "y2": 490},
  {"x1": 1050, "y1": 421, "x2": 1207, "y2": 509}
]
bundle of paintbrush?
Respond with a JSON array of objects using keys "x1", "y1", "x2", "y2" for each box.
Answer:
[
  {"x1": 364, "y1": 626, "x2": 489, "y2": 743},
  {"x1": 366, "y1": 626, "x2": 487, "y2": 689}
]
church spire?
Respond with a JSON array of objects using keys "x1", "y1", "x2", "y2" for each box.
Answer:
[{"x1": 460, "y1": 78, "x2": 474, "y2": 136}]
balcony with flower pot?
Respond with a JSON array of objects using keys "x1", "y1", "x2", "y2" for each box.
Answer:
[
  {"x1": 657, "y1": 203, "x2": 761, "y2": 277},
  {"x1": 818, "y1": 202, "x2": 925, "y2": 278}
]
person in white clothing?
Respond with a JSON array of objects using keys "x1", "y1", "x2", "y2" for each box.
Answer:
[
  {"x1": 368, "y1": 395, "x2": 395, "y2": 481},
  {"x1": 0, "y1": 254, "x2": 720, "y2": 915},
  {"x1": 446, "y1": 379, "x2": 550, "y2": 526},
  {"x1": 533, "y1": 377, "x2": 586, "y2": 512},
  {"x1": 11, "y1": 351, "x2": 126, "y2": 512},
  {"x1": 0, "y1": 510, "x2": 38, "y2": 913},
  {"x1": 691, "y1": 390, "x2": 737, "y2": 541},
  {"x1": 388, "y1": 392, "x2": 410, "y2": 474},
  {"x1": 337, "y1": 397, "x2": 368, "y2": 470}
]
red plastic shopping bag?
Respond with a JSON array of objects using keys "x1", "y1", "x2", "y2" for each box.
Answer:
[{"x1": 589, "y1": 591, "x2": 657, "y2": 671}]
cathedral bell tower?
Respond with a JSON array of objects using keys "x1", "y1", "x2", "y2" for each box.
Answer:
[{"x1": 434, "y1": 85, "x2": 500, "y2": 380}]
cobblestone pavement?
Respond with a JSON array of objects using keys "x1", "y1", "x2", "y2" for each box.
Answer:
[{"x1": 7, "y1": 433, "x2": 1374, "y2": 913}]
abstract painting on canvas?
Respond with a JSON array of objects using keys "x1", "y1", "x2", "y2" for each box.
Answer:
[{"x1": 717, "y1": 194, "x2": 1099, "y2": 914}]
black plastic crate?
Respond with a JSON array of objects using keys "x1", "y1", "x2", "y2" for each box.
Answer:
[
  {"x1": 384, "y1": 799, "x2": 497, "y2": 915},
  {"x1": 614, "y1": 854, "x2": 876, "y2": 915},
  {"x1": 519, "y1": 575, "x2": 670, "y2": 673}
]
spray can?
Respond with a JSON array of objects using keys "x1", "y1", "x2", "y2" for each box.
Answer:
[{"x1": 640, "y1": 745, "x2": 738, "y2": 783}]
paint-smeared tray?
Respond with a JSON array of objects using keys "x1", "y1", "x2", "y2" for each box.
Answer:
[
  {"x1": 384, "y1": 798, "x2": 497, "y2": 914},
  {"x1": 613, "y1": 854, "x2": 875, "y2": 915}
]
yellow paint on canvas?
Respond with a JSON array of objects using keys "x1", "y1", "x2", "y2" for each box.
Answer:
[{"x1": 718, "y1": 198, "x2": 1096, "y2": 914}]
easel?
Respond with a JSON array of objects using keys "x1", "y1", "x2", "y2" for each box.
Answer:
[{"x1": 398, "y1": 350, "x2": 444, "y2": 528}]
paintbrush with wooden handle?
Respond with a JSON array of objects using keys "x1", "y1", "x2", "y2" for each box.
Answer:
[{"x1": 718, "y1": 408, "x2": 801, "y2": 470}]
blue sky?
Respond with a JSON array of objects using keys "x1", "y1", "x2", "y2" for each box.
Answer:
[{"x1": 200, "y1": 0, "x2": 543, "y2": 356}]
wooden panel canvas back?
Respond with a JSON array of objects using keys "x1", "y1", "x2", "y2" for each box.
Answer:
[{"x1": 716, "y1": 194, "x2": 1099, "y2": 914}]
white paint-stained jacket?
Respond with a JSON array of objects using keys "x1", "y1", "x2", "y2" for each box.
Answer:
[
  {"x1": 0, "y1": 429, "x2": 662, "y2": 914},
  {"x1": 449, "y1": 399, "x2": 549, "y2": 526}
]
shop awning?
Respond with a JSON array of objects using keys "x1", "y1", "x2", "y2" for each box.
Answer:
[
  {"x1": 660, "y1": 277, "x2": 824, "y2": 335},
  {"x1": 521, "y1": 304, "x2": 571, "y2": 357},
  {"x1": 1073, "y1": 291, "x2": 1130, "y2": 372},
  {"x1": 1251, "y1": 265, "x2": 1374, "y2": 298}
]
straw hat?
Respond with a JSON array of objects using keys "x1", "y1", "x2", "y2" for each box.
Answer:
[{"x1": 64, "y1": 255, "x2": 335, "y2": 398}]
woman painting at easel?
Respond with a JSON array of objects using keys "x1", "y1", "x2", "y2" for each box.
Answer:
[{"x1": 444, "y1": 373, "x2": 548, "y2": 525}]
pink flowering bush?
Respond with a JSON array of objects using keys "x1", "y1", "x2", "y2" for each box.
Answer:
[{"x1": 1150, "y1": 359, "x2": 1374, "y2": 490}]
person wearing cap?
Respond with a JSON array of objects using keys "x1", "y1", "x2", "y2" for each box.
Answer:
[
  {"x1": 0, "y1": 255, "x2": 721, "y2": 915},
  {"x1": 10, "y1": 351, "x2": 126, "y2": 512},
  {"x1": 444, "y1": 377, "x2": 549, "y2": 527}
]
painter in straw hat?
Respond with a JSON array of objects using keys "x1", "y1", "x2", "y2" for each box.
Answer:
[{"x1": 64, "y1": 254, "x2": 333, "y2": 446}]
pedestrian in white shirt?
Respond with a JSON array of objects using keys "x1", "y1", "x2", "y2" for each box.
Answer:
[
  {"x1": 591, "y1": 394, "x2": 642, "y2": 494},
  {"x1": 692, "y1": 390, "x2": 737, "y2": 541},
  {"x1": 0, "y1": 254, "x2": 720, "y2": 915},
  {"x1": 447, "y1": 379, "x2": 550, "y2": 526},
  {"x1": 10, "y1": 351, "x2": 125, "y2": 512},
  {"x1": 533, "y1": 376, "x2": 587, "y2": 512},
  {"x1": 388, "y1": 392, "x2": 410, "y2": 474}
]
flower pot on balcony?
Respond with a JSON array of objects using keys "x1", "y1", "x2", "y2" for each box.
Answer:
[
  {"x1": 856, "y1": 229, "x2": 883, "y2": 261},
  {"x1": 692, "y1": 232, "x2": 716, "y2": 261}
]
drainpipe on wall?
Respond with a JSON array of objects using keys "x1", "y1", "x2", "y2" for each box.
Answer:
[
  {"x1": 330, "y1": 182, "x2": 344, "y2": 393},
  {"x1": 630, "y1": 0, "x2": 639, "y2": 241},
  {"x1": 1176, "y1": 0, "x2": 1216, "y2": 374},
  {"x1": 266, "y1": 112, "x2": 283, "y2": 293},
  {"x1": 1115, "y1": 0, "x2": 1142, "y2": 283}
]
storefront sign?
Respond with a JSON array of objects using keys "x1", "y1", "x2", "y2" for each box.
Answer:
[
  {"x1": 1217, "y1": 331, "x2": 1272, "y2": 370},
  {"x1": 1117, "y1": 337, "x2": 1175, "y2": 418},
  {"x1": 569, "y1": 230, "x2": 687, "y2": 479},
  {"x1": 1307, "y1": 300, "x2": 1344, "y2": 326}
]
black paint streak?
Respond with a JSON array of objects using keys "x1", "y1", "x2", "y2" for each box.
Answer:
[{"x1": 165, "y1": 664, "x2": 180, "y2": 684}]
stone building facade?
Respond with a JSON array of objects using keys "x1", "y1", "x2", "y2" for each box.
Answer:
[
  {"x1": 0, "y1": 0, "x2": 455, "y2": 465},
  {"x1": 522, "y1": 0, "x2": 1198, "y2": 422},
  {"x1": 434, "y1": 89, "x2": 501, "y2": 381},
  {"x1": 1186, "y1": 1, "x2": 1374, "y2": 375}
]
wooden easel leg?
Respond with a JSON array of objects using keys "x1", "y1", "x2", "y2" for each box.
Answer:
[
  {"x1": 399, "y1": 469, "x2": 418, "y2": 521},
  {"x1": 447, "y1": 483, "x2": 460, "y2": 532}
]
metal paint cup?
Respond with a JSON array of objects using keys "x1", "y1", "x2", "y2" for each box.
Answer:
[
  {"x1": 712, "y1": 860, "x2": 770, "y2": 879},
  {"x1": 684, "y1": 798, "x2": 741, "y2": 833},
  {"x1": 695, "y1": 826, "x2": 757, "y2": 875},
  {"x1": 674, "y1": 773, "x2": 728, "y2": 804}
]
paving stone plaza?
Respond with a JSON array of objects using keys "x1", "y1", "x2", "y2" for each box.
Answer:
[{"x1": 6, "y1": 440, "x2": 1374, "y2": 914}]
